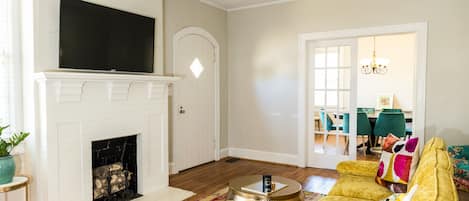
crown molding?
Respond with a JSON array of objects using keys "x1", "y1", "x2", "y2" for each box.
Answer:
[
  {"x1": 199, "y1": 0, "x2": 296, "y2": 12},
  {"x1": 200, "y1": 0, "x2": 227, "y2": 11}
]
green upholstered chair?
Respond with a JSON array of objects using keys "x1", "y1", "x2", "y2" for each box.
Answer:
[
  {"x1": 319, "y1": 110, "x2": 342, "y2": 143},
  {"x1": 340, "y1": 113, "x2": 372, "y2": 155},
  {"x1": 373, "y1": 112, "x2": 406, "y2": 148},
  {"x1": 341, "y1": 113, "x2": 350, "y2": 155},
  {"x1": 319, "y1": 111, "x2": 335, "y2": 131},
  {"x1": 357, "y1": 112, "x2": 372, "y2": 155},
  {"x1": 382, "y1": 108, "x2": 402, "y2": 113},
  {"x1": 357, "y1": 112, "x2": 372, "y2": 135},
  {"x1": 342, "y1": 113, "x2": 350, "y2": 134},
  {"x1": 357, "y1": 107, "x2": 375, "y2": 115}
]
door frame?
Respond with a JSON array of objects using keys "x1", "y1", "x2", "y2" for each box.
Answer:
[
  {"x1": 172, "y1": 26, "x2": 221, "y2": 166},
  {"x1": 297, "y1": 22, "x2": 428, "y2": 168}
]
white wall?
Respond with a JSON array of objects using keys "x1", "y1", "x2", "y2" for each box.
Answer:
[
  {"x1": 357, "y1": 34, "x2": 416, "y2": 111},
  {"x1": 227, "y1": 0, "x2": 469, "y2": 159}
]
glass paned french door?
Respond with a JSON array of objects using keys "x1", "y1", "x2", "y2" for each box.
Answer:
[{"x1": 308, "y1": 38, "x2": 357, "y2": 169}]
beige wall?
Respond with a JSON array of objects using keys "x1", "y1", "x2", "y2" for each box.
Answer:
[
  {"x1": 164, "y1": 0, "x2": 229, "y2": 156},
  {"x1": 358, "y1": 34, "x2": 416, "y2": 111},
  {"x1": 228, "y1": 0, "x2": 469, "y2": 156}
]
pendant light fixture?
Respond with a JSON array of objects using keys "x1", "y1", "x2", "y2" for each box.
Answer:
[{"x1": 360, "y1": 36, "x2": 390, "y2": 74}]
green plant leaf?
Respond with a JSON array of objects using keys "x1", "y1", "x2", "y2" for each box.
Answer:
[
  {"x1": 0, "y1": 125, "x2": 10, "y2": 137},
  {"x1": 8, "y1": 132, "x2": 30, "y2": 147},
  {"x1": 0, "y1": 125, "x2": 30, "y2": 157},
  {"x1": 0, "y1": 140, "x2": 9, "y2": 157}
]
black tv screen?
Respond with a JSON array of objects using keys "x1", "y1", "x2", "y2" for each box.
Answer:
[{"x1": 59, "y1": 0, "x2": 155, "y2": 73}]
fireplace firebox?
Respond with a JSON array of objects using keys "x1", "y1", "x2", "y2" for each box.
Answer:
[{"x1": 92, "y1": 135, "x2": 142, "y2": 201}]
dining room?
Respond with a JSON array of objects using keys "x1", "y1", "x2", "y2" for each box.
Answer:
[{"x1": 312, "y1": 33, "x2": 417, "y2": 162}]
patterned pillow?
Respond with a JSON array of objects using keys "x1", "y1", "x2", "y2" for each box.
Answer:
[{"x1": 375, "y1": 134, "x2": 419, "y2": 193}]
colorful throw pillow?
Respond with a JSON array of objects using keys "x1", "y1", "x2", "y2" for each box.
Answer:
[
  {"x1": 448, "y1": 145, "x2": 469, "y2": 192},
  {"x1": 375, "y1": 134, "x2": 419, "y2": 193}
]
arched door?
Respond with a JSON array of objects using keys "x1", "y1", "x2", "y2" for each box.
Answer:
[{"x1": 172, "y1": 27, "x2": 219, "y2": 173}]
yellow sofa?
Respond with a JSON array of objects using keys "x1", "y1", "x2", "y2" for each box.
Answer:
[{"x1": 320, "y1": 137, "x2": 459, "y2": 201}]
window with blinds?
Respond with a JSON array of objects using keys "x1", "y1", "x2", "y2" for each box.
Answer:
[{"x1": 0, "y1": 0, "x2": 19, "y2": 127}]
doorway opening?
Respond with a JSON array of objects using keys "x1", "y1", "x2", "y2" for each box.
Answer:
[
  {"x1": 355, "y1": 33, "x2": 416, "y2": 162},
  {"x1": 298, "y1": 23, "x2": 427, "y2": 169}
]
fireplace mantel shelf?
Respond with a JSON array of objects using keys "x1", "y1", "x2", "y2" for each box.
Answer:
[
  {"x1": 34, "y1": 71, "x2": 177, "y2": 102},
  {"x1": 34, "y1": 71, "x2": 180, "y2": 82}
]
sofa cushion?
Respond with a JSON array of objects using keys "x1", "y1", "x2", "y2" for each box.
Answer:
[
  {"x1": 421, "y1": 137, "x2": 446, "y2": 157},
  {"x1": 409, "y1": 149, "x2": 453, "y2": 188},
  {"x1": 336, "y1": 160, "x2": 379, "y2": 177},
  {"x1": 328, "y1": 174, "x2": 392, "y2": 201},
  {"x1": 319, "y1": 195, "x2": 373, "y2": 201},
  {"x1": 411, "y1": 167, "x2": 458, "y2": 201},
  {"x1": 375, "y1": 135, "x2": 419, "y2": 193}
]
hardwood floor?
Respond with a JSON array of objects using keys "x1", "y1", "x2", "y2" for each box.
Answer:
[
  {"x1": 169, "y1": 157, "x2": 469, "y2": 201},
  {"x1": 169, "y1": 158, "x2": 338, "y2": 201}
]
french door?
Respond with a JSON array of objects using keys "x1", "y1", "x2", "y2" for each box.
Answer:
[{"x1": 307, "y1": 38, "x2": 358, "y2": 169}]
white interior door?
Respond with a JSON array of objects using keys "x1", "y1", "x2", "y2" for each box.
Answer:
[
  {"x1": 173, "y1": 34, "x2": 215, "y2": 172},
  {"x1": 308, "y1": 38, "x2": 358, "y2": 169}
]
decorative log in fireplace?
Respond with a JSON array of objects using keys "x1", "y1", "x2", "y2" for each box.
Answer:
[
  {"x1": 93, "y1": 162, "x2": 133, "y2": 199},
  {"x1": 92, "y1": 135, "x2": 141, "y2": 201}
]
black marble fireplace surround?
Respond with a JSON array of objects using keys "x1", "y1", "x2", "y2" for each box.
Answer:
[{"x1": 92, "y1": 135, "x2": 142, "y2": 201}]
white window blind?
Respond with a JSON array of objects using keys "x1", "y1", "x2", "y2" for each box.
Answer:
[{"x1": 0, "y1": 0, "x2": 21, "y2": 128}]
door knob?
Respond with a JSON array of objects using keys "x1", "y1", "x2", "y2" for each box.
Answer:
[{"x1": 179, "y1": 106, "x2": 186, "y2": 114}]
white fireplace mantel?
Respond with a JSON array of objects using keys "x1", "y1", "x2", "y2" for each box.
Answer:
[
  {"x1": 34, "y1": 71, "x2": 180, "y2": 82},
  {"x1": 31, "y1": 71, "x2": 191, "y2": 201},
  {"x1": 34, "y1": 72, "x2": 179, "y2": 103}
]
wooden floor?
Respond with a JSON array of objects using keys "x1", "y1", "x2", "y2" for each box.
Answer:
[
  {"x1": 170, "y1": 157, "x2": 469, "y2": 201},
  {"x1": 169, "y1": 158, "x2": 338, "y2": 201}
]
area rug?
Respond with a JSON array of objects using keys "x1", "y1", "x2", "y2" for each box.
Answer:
[{"x1": 198, "y1": 187, "x2": 324, "y2": 201}]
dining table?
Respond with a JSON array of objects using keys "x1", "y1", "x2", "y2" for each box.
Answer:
[{"x1": 329, "y1": 110, "x2": 413, "y2": 153}]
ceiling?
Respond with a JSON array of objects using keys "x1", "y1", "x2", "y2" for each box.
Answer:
[{"x1": 200, "y1": 0, "x2": 295, "y2": 11}]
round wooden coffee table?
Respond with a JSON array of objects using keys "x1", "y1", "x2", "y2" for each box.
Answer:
[{"x1": 227, "y1": 175, "x2": 303, "y2": 201}]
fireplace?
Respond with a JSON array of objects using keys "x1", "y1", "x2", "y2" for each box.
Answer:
[{"x1": 92, "y1": 135, "x2": 142, "y2": 201}]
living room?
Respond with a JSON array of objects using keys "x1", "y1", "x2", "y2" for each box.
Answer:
[{"x1": 0, "y1": 0, "x2": 468, "y2": 200}]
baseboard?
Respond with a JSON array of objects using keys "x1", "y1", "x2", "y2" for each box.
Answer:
[
  {"x1": 168, "y1": 162, "x2": 177, "y2": 175},
  {"x1": 220, "y1": 148, "x2": 229, "y2": 159},
  {"x1": 227, "y1": 148, "x2": 298, "y2": 166}
]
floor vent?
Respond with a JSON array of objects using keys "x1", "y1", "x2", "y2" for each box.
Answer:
[{"x1": 225, "y1": 157, "x2": 240, "y2": 163}]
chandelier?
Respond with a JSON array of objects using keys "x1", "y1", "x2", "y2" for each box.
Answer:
[{"x1": 360, "y1": 36, "x2": 389, "y2": 74}]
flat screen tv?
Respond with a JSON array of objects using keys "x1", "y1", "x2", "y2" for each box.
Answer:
[{"x1": 59, "y1": 0, "x2": 155, "y2": 73}]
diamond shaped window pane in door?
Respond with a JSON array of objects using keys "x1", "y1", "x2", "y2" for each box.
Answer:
[{"x1": 190, "y1": 58, "x2": 204, "y2": 78}]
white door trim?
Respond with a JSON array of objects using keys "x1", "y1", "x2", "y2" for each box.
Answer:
[
  {"x1": 297, "y1": 22, "x2": 428, "y2": 168},
  {"x1": 172, "y1": 26, "x2": 221, "y2": 163}
]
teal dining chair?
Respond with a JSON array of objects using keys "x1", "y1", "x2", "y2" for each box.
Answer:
[
  {"x1": 341, "y1": 113, "x2": 350, "y2": 155},
  {"x1": 357, "y1": 112, "x2": 372, "y2": 155},
  {"x1": 319, "y1": 111, "x2": 335, "y2": 131},
  {"x1": 343, "y1": 112, "x2": 373, "y2": 155},
  {"x1": 338, "y1": 113, "x2": 372, "y2": 155},
  {"x1": 382, "y1": 108, "x2": 402, "y2": 113},
  {"x1": 319, "y1": 110, "x2": 342, "y2": 145},
  {"x1": 357, "y1": 107, "x2": 375, "y2": 115},
  {"x1": 373, "y1": 112, "x2": 406, "y2": 150}
]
